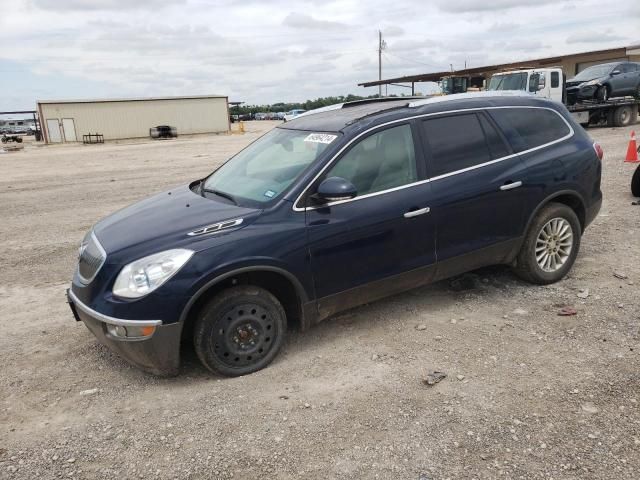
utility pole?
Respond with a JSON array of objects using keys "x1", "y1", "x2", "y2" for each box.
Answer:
[{"x1": 378, "y1": 30, "x2": 386, "y2": 97}]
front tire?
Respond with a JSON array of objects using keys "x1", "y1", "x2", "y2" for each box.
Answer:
[
  {"x1": 596, "y1": 85, "x2": 609, "y2": 102},
  {"x1": 194, "y1": 286, "x2": 287, "y2": 377},
  {"x1": 513, "y1": 203, "x2": 581, "y2": 285}
]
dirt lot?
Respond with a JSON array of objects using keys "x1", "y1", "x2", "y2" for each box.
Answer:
[{"x1": 1, "y1": 120, "x2": 639, "y2": 479}]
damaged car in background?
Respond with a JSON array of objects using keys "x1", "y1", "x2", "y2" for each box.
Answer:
[{"x1": 566, "y1": 61, "x2": 640, "y2": 104}]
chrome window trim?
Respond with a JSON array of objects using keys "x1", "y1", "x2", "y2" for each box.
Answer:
[
  {"x1": 292, "y1": 106, "x2": 574, "y2": 212},
  {"x1": 77, "y1": 231, "x2": 107, "y2": 284},
  {"x1": 68, "y1": 289, "x2": 163, "y2": 327}
]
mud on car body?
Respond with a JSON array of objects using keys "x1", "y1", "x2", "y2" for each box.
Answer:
[{"x1": 68, "y1": 92, "x2": 602, "y2": 376}]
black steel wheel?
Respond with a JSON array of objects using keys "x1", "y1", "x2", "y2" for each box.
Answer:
[{"x1": 194, "y1": 286, "x2": 286, "y2": 376}]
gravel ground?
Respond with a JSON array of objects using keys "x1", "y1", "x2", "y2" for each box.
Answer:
[{"x1": 1, "y1": 120, "x2": 639, "y2": 480}]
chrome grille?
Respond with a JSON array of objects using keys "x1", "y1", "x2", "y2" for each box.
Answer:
[{"x1": 78, "y1": 232, "x2": 106, "y2": 284}]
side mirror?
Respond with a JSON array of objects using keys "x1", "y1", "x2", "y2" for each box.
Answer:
[
  {"x1": 611, "y1": 70, "x2": 621, "y2": 76},
  {"x1": 538, "y1": 77, "x2": 546, "y2": 90},
  {"x1": 313, "y1": 177, "x2": 357, "y2": 203}
]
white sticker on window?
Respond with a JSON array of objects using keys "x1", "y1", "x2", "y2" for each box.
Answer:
[{"x1": 304, "y1": 133, "x2": 337, "y2": 144}]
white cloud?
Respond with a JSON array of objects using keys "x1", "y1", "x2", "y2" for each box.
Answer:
[
  {"x1": 0, "y1": 0, "x2": 638, "y2": 109},
  {"x1": 566, "y1": 30, "x2": 627, "y2": 44},
  {"x1": 436, "y1": 0, "x2": 560, "y2": 13},
  {"x1": 282, "y1": 12, "x2": 348, "y2": 30},
  {"x1": 31, "y1": 0, "x2": 184, "y2": 11}
]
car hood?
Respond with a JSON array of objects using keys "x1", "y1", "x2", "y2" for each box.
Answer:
[
  {"x1": 93, "y1": 183, "x2": 260, "y2": 259},
  {"x1": 566, "y1": 74, "x2": 606, "y2": 86}
]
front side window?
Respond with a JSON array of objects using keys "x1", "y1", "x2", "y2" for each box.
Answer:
[
  {"x1": 323, "y1": 124, "x2": 417, "y2": 197},
  {"x1": 421, "y1": 113, "x2": 492, "y2": 177},
  {"x1": 203, "y1": 128, "x2": 336, "y2": 205},
  {"x1": 621, "y1": 63, "x2": 638, "y2": 73},
  {"x1": 489, "y1": 108, "x2": 571, "y2": 152}
]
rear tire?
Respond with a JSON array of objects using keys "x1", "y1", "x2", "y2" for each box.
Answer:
[
  {"x1": 513, "y1": 203, "x2": 581, "y2": 285},
  {"x1": 612, "y1": 105, "x2": 633, "y2": 127},
  {"x1": 193, "y1": 286, "x2": 287, "y2": 377},
  {"x1": 632, "y1": 165, "x2": 640, "y2": 197}
]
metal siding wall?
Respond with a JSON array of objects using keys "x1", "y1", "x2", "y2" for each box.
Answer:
[{"x1": 40, "y1": 97, "x2": 228, "y2": 142}]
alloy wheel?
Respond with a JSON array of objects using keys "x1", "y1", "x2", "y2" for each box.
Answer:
[{"x1": 535, "y1": 217, "x2": 573, "y2": 272}]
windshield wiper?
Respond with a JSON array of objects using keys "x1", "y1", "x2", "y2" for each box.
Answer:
[{"x1": 201, "y1": 184, "x2": 238, "y2": 205}]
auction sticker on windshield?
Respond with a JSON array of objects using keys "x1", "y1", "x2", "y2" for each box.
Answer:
[{"x1": 304, "y1": 133, "x2": 337, "y2": 144}]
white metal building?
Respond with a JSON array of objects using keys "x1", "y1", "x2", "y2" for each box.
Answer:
[{"x1": 37, "y1": 95, "x2": 230, "y2": 144}]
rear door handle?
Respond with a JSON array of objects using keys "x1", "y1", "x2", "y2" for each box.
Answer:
[
  {"x1": 500, "y1": 181, "x2": 522, "y2": 191},
  {"x1": 404, "y1": 207, "x2": 430, "y2": 218}
]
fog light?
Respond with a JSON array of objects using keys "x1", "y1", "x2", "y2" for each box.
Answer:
[
  {"x1": 106, "y1": 324, "x2": 155, "y2": 339},
  {"x1": 107, "y1": 324, "x2": 128, "y2": 337}
]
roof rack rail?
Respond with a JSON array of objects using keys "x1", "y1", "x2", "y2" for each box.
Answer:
[
  {"x1": 296, "y1": 96, "x2": 428, "y2": 119},
  {"x1": 408, "y1": 90, "x2": 533, "y2": 108}
]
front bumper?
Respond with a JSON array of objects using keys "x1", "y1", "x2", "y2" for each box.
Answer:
[
  {"x1": 67, "y1": 289, "x2": 182, "y2": 376},
  {"x1": 566, "y1": 84, "x2": 598, "y2": 103}
]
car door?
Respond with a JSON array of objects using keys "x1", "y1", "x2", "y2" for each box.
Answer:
[
  {"x1": 608, "y1": 63, "x2": 628, "y2": 95},
  {"x1": 419, "y1": 110, "x2": 528, "y2": 280},
  {"x1": 303, "y1": 123, "x2": 436, "y2": 319},
  {"x1": 619, "y1": 63, "x2": 638, "y2": 94}
]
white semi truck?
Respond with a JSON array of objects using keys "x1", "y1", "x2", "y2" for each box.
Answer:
[{"x1": 487, "y1": 67, "x2": 639, "y2": 128}]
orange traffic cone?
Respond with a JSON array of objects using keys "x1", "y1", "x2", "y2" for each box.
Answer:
[{"x1": 625, "y1": 130, "x2": 639, "y2": 163}]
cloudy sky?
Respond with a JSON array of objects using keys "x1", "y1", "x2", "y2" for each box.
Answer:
[{"x1": 1, "y1": 0, "x2": 639, "y2": 110}]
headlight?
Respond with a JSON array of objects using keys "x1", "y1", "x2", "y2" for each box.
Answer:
[
  {"x1": 582, "y1": 79, "x2": 599, "y2": 86},
  {"x1": 113, "y1": 249, "x2": 194, "y2": 299},
  {"x1": 78, "y1": 230, "x2": 91, "y2": 258}
]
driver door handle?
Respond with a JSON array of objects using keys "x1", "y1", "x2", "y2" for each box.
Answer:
[
  {"x1": 500, "y1": 181, "x2": 522, "y2": 191},
  {"x1": 404, "y1": 207, "x2": 430, "y2": 218}
]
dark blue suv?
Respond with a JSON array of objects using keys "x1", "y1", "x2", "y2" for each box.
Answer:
[{"x1": 67, "y1": 92, "x2": 602, "y2": 376}]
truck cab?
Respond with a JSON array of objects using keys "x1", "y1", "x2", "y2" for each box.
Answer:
[
  {"x1": 488, "y1": 68, "x2": 564, "y2": 103},
  {"x1": 441, "y1": 76, "x2": 469, "y2": 95}
]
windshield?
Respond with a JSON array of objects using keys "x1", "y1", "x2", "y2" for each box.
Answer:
[
  {"x1": 488, "y1": 72, "x2": 528, "y2": 91},
  {"x1": 572, "y1": 64, "x2": 614, "y2": 81},
  {"x1": 203, "y1": 128, "x2": 337, "y2": 205}
]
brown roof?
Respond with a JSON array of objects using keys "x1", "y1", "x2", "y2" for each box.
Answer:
[{"x1": 358, "y1": 45, "x2": 639, "y2": 87}]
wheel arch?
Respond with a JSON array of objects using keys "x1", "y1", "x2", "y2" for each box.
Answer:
[
  {"x1": 179, "y1": 266, "x2": 313, "y2": 341},
  {"x1": 525, "y1": 190, "x2": 586, "y2": 236}
]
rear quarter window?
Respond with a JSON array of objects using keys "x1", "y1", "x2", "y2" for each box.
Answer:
[{"x1": 489, "y1": 108, "x2": 571, "y2": 152}]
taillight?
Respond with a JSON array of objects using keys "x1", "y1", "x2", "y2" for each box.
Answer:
[{"x1": 593, "y1": 142, "x2": 604, "y2": 161}]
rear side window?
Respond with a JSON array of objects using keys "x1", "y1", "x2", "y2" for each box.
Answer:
[
  {"x1": 489, "y1": 108, "x2": 571, "y2": 152},
  {"x1": 422, "y1": 113, "x2": 506, "y2": 177},
  {"x1": 551, "y1": 71, "x2": 560, "y2": 88}
]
